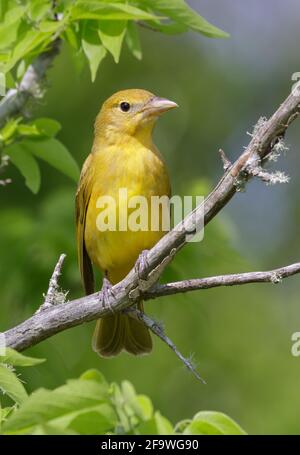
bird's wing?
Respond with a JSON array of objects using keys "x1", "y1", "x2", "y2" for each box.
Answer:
[{"x1": 76, "y1": 154, "x2": 95, "y2": 295}]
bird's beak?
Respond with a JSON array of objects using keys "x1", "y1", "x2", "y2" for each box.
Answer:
[{"x1": 143, "y1": 97, "x2": 178, "y2": 116}]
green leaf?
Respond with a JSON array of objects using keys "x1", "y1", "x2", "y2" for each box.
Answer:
[
  {"x1": 64, "y1": 23, "x2": 80, "y2": 50},
  {"x1": 142, "y1": 0, "x2": 229, "y2": 38},
  {"x1": 135, "y1": 417, "x2": 158, "y2": 434},
  {"x1": 28, "y1": 0, "x2": 52, "y2": 22},
  {"x1": 126, "y1": 22, "x2": 142, "y2": 60},
  {"x1": 16, "y1": 59, "x2": 26, "y2": 79},
  {"x1": 0, "y1": 348, "x2": 45, "y2": 367},
  {"x1": 31, "y1": 118, "x2": 61, "y2": 137},
  {"x1": 173, "y1": 418, "x2": 191, "y2": 433},
  {"x1": 80, "y1": 369, "x2": 107, "y2": 385},
  {"x1": 5, "y1": 71, "x2": 15, "y2": 89},
  {"x1": 0, "y1": 404, "x2": 14, "y2": 434},
  {"x1": 136, "y1": 395, "x2": 153, "y2": 420},
  {"x1": 0, "y1": 5, "x2": 27, "y2": 51},
  {"x1": 112, "y1": 380, "x2": 172, "y2": 435},
  {"x1": 98, "y1": 20, "x2": 127, "y2": 63},
  {"x1": 120, "y1": 381, "x2": 152, "y2": 421},
  {"x1": 70, "y1": 48, "x2": 86, "y2": 76},
  {"x1": 0, "y1": 406, "x2": 13, "y2": 425},
  {"x1": 183, "y1": 411, "x2": 247, "y2": 435},
  {"x1": 2, "y1": 378, "x2": 109, "y2": 433},
  {"x1": 136, "y1": 412, "x2": 173, "y2": 435},
  {"x1": 71, "y1": 1, "x2": 159, "y2": 21},
  {"x1": 31, "y1": 423, "x2": 79, "y2": 435},
  {"x1": 0, "y1": 364, "x2": 28, "y2": 405},
  {"x1": 68, "y1": 405, "x2": 116, "y2": 434},
  {"x1": 0, "y1": 118, "x2": 21, "y2": 143},
  {"x1": 0, "y1": 0, "x2": 9, "y2": 21},
  {"x1": 5, "y1": 29, "x2": 52, "y2": 73},
  {"x1": 22, "y1": 138, "x2": 80, "y2": 182},
  {"x1": 5, "y1": 142, "x2": 41, "y2": 193},
  {"x1": 38, "y1": 20, "x2": 63, "y2": 33},
  {"x1": 121, "y1": 380, "x2": 136, "y2": 401},
  {"x1": 82, "y1": 22, "x2": 107, "y2": 81},
  {"x1": 17, "y1": 124, "x2": 40, "y2": 137},
  {"x1": 143, "y1": 21, "x2": 187, "y2": 35},
  {"x1": 154, "y1": 411, "x2": 173, "y2": 435},
  {"x1": 4, "y1": 118, "x2": 60, "y2": 142},
  {"x1": 111, "y1": 383, "x2": 132, "y2": 433}
]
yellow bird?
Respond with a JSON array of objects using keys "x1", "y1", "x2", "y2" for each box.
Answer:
[{"x1": 76, "y1": 89, "x2": 177, "y2": 357}]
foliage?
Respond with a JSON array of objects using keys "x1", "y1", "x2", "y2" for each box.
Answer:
[
  {"x1": 0, "y1": 350, "x2": 245, "y2": 435},
  {"x1": 0, "y1": 2, "x2": 299, "y2": 435},
  {"x1": 1, "y1": 117, "x2": 79, "y2": 192},
  {"x1": 0, "y1": 0, "x2": 228, "y2": 192}
]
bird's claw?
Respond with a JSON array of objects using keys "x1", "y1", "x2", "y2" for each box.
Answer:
[
  {"x1": 99, "y1": 277, "x2": 115, "y2": 313},
  {"x1": 135, "y1": 249, "x2": 150, "y2": 280}
]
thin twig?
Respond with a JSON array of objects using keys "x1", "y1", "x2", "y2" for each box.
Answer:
[
  {"x1": 126, "y1": 308, "x2": 206, "y2": 384},
  {"x1": 143, "y1": 262, "x2": 300, "y2": 299},
  {"x1": 219, "y1": 148, "x2": 231, "y2": 170},
  {"x1": 36, "y1": 254, "x2": 67, "y2": 313},
  {"x1": 247, "y1": 164, "x2": 290, "y2": 185}
]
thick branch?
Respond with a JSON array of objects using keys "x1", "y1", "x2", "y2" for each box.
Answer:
[
  {"x1": 3, "y1": 87, "x2": 300, "y2": 352},
  {"x1": 0, "y1": 40, "x2": 60, "y2": 129},
  {"x1": 4, "y1": 261, "x2": 300, "y2": 352}
]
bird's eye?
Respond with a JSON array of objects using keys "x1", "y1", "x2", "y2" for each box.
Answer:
[{"x1": 120, "y1": 101, "x2": 131, "y2": 112}]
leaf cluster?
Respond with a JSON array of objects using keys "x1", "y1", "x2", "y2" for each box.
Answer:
[
  {"x1": 0, "y1": 1, "x2": 228, "y2": 191},
  {"x1": 0, "y1": 349, "x2": 245, "y2": 435}
]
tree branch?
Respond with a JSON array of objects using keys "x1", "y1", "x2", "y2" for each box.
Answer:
[
  {"x1": 3, "y1": 86, "x2": 300, "y2": 360},
  {"x1": 36, "y1": 254, "x2": 67, "y2": 313},
  {"x1": 126, "y1": 307, "x2": 206, "y2": 384},
  {"x1": 0, "y1": 40, "x2": 60, "y2": 129},
  {"x1": 144, "y1": 262, "x2": 300, "y2": 299}
]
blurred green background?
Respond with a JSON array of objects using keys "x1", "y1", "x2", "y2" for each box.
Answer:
[{"x1": 1, "y1": 0, "x2": 300, "y2": 435}]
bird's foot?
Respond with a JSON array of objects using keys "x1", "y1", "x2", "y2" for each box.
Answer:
[
  {"x1": 99, "y1": 277, "x2": 115, "y2": 313},
  {"x1": 134, "y1": 249, "x2": 150, "y2": 280}
]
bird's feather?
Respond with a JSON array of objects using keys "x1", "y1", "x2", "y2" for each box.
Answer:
[{"x1": 76, "y1": 153, "x2": 95, "y2": 295}]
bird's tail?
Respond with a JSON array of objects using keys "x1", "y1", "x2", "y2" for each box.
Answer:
[{"x1": 92, "y1": 301, "x2": 152, "y2": 357}]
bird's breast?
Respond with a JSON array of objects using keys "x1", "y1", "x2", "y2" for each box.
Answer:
[{"x1": 84, "y1": 144, "x2": 170, "y2": 282}]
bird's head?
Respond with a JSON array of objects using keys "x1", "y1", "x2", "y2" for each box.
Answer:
[{"x1": 94, "y1": 89, "x2": 178, "y2": 146}]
